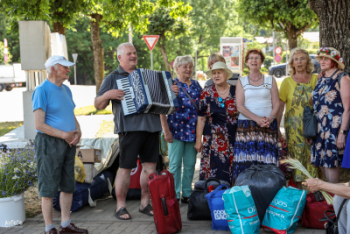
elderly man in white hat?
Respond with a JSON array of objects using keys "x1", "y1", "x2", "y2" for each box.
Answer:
[{"x1": 32, "y1": 55, "x2": 88, "y2": 234}]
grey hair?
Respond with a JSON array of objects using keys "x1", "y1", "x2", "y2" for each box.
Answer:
[
  {"x1": 174, "y1": 55, "x2": 194, "y2": 69},
  {"x1": 117, "y1": 42, "x2": 136, "y2": 61},
  {"x1": 46, "y1": 64, "x2": 59, "y2": 74}
]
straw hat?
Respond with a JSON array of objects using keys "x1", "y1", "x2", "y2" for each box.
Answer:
[
  {"x1": 316, "y1": 47, "x2": 345, "y2": 70},
  {"x1": 205, "y1": 62, "x2": 233, "y2": 78}
]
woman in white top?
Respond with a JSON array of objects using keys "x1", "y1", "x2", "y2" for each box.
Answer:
[{"x1": 233, "y1": 49, "x2": 280, "y2": 182}]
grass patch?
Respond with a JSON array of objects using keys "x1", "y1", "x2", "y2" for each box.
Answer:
[
  {"x1": 74, "y1": 105, "x2": 113, "y2": 116},
  {"x1": 24, "y1": 184, "x2": 41, "y2": 218},
  {"x1": 0, "y1": 121, "x2": 23, "y2": 137}
]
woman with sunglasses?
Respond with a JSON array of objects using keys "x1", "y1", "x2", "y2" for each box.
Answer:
[
  {"x1": 233, "y1": 49, "x2": 280, "y2": 182},
  {"x1": 195, "y1": 62, "x2": 238, "y2": 185}
]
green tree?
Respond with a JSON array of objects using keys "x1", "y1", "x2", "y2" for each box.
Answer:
[
  {"x1": 309, "y1": 0, "x2": 350, "y2": 72},
  {"x1": 146, "y1": 2, "x2": 192, "y2": 71},
  {"x1": 236, "y1": 0, "x2": 318, "y2": 50}
]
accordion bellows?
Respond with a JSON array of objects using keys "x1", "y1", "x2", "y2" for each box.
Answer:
[{"x1": 117, "y1": 69, "x2": 179, "y2": 116}]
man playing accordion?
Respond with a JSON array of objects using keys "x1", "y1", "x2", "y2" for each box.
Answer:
[{"x1": 95, "y1": 42, "x2": 179, "y2": 220}]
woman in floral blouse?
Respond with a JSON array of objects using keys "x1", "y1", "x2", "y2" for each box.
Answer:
[
  {"x1": 306, "y1": 47, "x2": 350, "y2": 183},
  {"x1": 160, "y1": 55, "x2": 202, "y2": 203},
  {"x1": 195, "y1": 62, "x2": 238, "y2": 185}
]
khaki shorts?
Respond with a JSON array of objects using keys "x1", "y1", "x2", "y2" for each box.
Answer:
[{"x1": 35, "y1": 133, "x2": 76, "y2": 197}]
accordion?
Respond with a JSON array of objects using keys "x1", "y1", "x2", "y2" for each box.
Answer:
[{"x1": 116, "y1": 69, "x2": 179, "y2": 116}]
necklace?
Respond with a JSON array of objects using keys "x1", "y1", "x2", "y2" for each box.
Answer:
[
  {"x1": 248, "y1": 73, "x2": 263, "y2": 82},
  {"x1": 215, "y1": 84, "x2": 229, "y2": 95}
]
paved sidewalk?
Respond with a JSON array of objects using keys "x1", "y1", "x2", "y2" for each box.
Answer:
[{"x1": 0, "y1": 156, "x2": 323, "y2": 234}]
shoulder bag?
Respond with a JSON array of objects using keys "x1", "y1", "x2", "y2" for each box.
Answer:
[
  {"x1": 175, "y1": 79, "x2": 199, "y2": 110},
  {"x1": 303, "y1": 69, "x2": 338, "y2": 139},
  {"x1": 321, "y1": 199, "x2": 348, "y2": 234}
]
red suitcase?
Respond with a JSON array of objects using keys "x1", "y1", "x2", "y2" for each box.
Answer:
[{"x1": 148, "y1": 170, "x2": 182, "y2": 234}]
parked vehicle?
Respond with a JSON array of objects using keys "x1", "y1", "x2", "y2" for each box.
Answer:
[
  {"x1": 0, "y1": 63, "x2": 26, "y2": 91},
  {"x1": 268, "y1": 54, "x2": 321, "y2": 78}
]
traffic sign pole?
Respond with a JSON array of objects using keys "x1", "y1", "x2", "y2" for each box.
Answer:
[
  {"x1": 151, "y1": 50, "x2": 153, "y2": 70},
  {"x1": 143, "y1": 35, "x2": 160, "y2": 70}
]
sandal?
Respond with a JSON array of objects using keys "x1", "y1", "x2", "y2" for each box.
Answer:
[
  {"x1": 139, "y1": 204, "x2": 154, "y2": 216},
  {"x1": 114, "y1": 207, "x2": 131, "y2": 220},
  {"x1": 181, "y1": 197, "x2": 190, "y2": 204}
]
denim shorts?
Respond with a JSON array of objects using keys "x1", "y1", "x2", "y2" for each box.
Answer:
[{"x1": 35, "y1": 133, "x2": 76, "y2": 197}]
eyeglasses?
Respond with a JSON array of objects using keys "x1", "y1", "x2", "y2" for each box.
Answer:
[
  {"x1": 248, "y1": 57, "x2": 261, "y2": 61},
  {"x1": 218, "y1": 97, "x2": 225, "y2": 108}
]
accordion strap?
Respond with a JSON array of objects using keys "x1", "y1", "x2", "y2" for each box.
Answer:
[{"x1": 175, "y1": 79, "x2": 199, "y2": 111}]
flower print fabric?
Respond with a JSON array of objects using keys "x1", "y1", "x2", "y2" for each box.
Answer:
[
  {"x1": 167, "y1": 78, "x2": 202, "y2": 142},
  {"x1": 198, "y1": 85, "x2": 238, "y2": 184},
  {"x1": 311, "y1": 72, "x2": 346, "y2": 168},
  {"x1": 279, "y1": 75, "x2": 318, "y2": 182}
]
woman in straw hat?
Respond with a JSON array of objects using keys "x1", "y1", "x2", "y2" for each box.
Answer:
[
  {"x1": 233, "y1": 49, "x2": 280, "y2": 182},
  {"x1": 195, "y1": 61, "x2": 238, "y2": 184},
  {"x1": 306, "y1": 47, "x2": 350, "y2": 183},
  {"x1": 277, "y1": 48, "x2": 319, "y2": 188}
]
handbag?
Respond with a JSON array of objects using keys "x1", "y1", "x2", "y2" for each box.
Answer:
[
  {"x1": 205, "y1": 184, "x2": 230, "y2": 231},
  {"x1": 302, "y1": 192, "x2": 334, "y2": 229},
  {"x1": 303, "y1": 69, "x2": 339, "y2": 139},
  {"x1": 187, "y1": 177, "x2": 221, "y2": 220},
  {"x1": 175, "y1": 79, "x2": 199, "y2": 110},
  {"x1": 322, "y1": 199, "x2": 348, "y2": 234}
]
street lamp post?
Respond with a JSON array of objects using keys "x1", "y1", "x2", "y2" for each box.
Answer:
[{"x1": 72, "y1": 53, "x2": 78, "y2": 85}]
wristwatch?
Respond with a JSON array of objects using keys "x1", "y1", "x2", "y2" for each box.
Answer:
[{"x1": 339, "y1": 129, "x2": 348, "y2": 135}]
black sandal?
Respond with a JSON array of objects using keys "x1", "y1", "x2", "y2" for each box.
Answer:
[
  {"x1": 181, "y1": 197, "x2": 190, "y2": 203},
  {"x1": 115, "y1": 207, "x2": 131, "y2": 220},
  {"x1": 139, "y1": 204, "x2": 154, "y2": 216}
]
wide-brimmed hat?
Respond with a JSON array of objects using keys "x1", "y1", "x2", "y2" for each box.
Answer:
[
  {"x1": 316, "y1": 47, "x2": 345, "y2": 70},
  {"x1": 205, "y1": 62, "x2": 233, "y2": 78}
]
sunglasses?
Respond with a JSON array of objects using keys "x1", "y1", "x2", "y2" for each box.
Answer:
[{"x1": 218, "y1": 97, "x2": 225, "y2": 108}]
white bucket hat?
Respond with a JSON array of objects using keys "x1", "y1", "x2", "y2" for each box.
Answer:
[
  {"x1": 45, "y1": 55, "x2": 75, "y2": 68},
  {"x1": 316, "y1": 47, "x2": 345, "y2": 70},
  {"x1": 205, "y1": 62, "x2": 233, "y2": 79}
]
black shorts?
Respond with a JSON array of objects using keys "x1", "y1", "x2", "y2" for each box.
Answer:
[{"x1": 119, "y1": 131, "x2": 159, "y2": 169}]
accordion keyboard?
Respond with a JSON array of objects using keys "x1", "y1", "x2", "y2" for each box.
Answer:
[{"x1": 116, "y1": 77, "x2": 136, "y2": 115}]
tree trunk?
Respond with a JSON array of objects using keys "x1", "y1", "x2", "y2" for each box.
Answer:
[
  {"x1": 53, "y1": 22, "x2": 65, "y2": 35},
  {"x1": 160, "y1": 35, "x2": 171, "y2": 72},
  {"x1": 309, "y1": 0, "x2": 350, "y2": 72},
  {"x1": 90, "y1": 14, "x2": 104, "y2": 94},
  {"x1": 285, "y1": 22, "x2": 311, "y2": 50}
]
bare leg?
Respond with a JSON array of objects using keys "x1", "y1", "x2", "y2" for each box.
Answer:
[
  {"x1": 42, "y1": 197, "x2": 53, "y2": 226},
  {"x1": 324, "y1": 167, "x2": 340, "y2": 183},
  {"x1": 115, "y1": 168, "x2": 131, "y2": 219},
  {"x1": 60, "y1": 192, "x2": 73, "y2": 222},
  {"x1": 140, "y1": 162, "x2": 156, "y2": 214}
]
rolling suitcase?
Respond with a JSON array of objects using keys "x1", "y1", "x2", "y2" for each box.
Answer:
[{"x1": 148, "y1": 170, "x2": 182, "y2": 234}]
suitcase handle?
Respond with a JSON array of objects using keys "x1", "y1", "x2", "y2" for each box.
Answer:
[{"x1": 161, "y1": 197, "x2": 169, "y2": 216}]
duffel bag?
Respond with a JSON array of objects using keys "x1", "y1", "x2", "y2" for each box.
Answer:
[
  {"x1": 205, "y1": 184, "x2": 230, "y2": 231},
  {"x1": 187, "y1": 177, "x2": 222, "y2": 220},
  {"x1": 301, "y1": 192, "x2": 334, "y2": 229},
  {"x1": 53, "y1": 170, "x2": 113, "y2": 212},
  {"x1": 223, "y1": 186, "x2": 260, "y2": 234},
  {"x1": 262, "y1": 186, "x2": 306, "y2": 234}
]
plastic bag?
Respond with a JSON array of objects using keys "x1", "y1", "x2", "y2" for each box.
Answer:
[
  {"x1": 74, "y1": 156, "x2": 86, "y2": 183},
  {"x1": 262, "y1": 186, "x2": 307, "y2": 234},
  {"x1": 223, "y1": 186, "x2": 260, "y2": 234},
  {"x1": 205, "y1": 184, "x2": 230, "y2": 231},
  {"x1": 235, "y1": 165, "x2": 286, "y2": 222}
]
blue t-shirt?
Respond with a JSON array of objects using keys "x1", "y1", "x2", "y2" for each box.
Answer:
[
  {"x1": 167, "y1": 78, "x2": 202, "y2": 142},
  {"x1": 32, "y1": 79, "x2": 76, "y2": 132}
]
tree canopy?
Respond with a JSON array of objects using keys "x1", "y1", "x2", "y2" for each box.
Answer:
[{"x1": 236, "y1": 0, "x2": 318, "y2": 50}]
